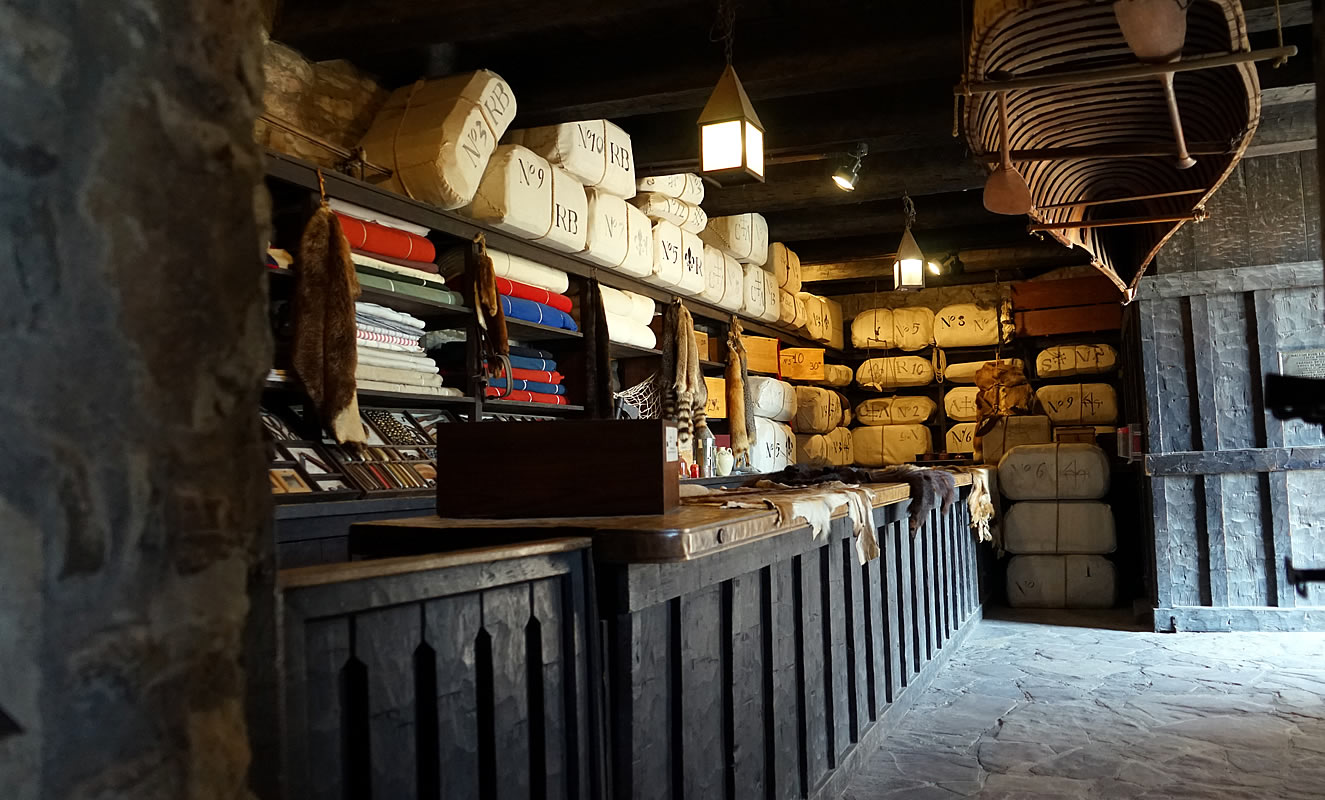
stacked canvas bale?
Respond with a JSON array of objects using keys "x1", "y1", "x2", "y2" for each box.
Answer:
[
  {"x1": 1000, "y1": 444, "x2": 1115, "y2": 608},
  {"x1": 790, "y1": 386, "x2": 851, "y2": 466},
  {"x1": 463, "y1": 144, "x2": 588, "y2": 253},
  {"x1": 1032, "y1": 344, "x2": 1121, "y2": 443},
  {"x1": 599, "y1": 285, "x2": 657, "y2": 349},
  {"x1": 628, "y1": 173, "x2": 706, "y2": 296},
  {"x1": 360, "y1": 70, "x2": 517, "y2": 210},
  {"x1": 851, "y1": 307, "x2": 935, "y2": 351}
]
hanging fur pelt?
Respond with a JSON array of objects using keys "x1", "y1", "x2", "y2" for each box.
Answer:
[
  {"x1": 672, "y1": 304, "x2": 705, "y2": 451},
  {"x1": 467, "y1": 233, "x2": 508, "y2": 358},
  {"x1": 767, "y1": 464, "x2": 958, "y2": 535},
  {"x1": 660, "y1": 300, "x2": 680, "y2": 423},
  {"x1": 726, "y1": 317, "x2": 754, "y2": 468},
  {"x1": 293, "y1": 203, "x2": 365, "y2": 444}
]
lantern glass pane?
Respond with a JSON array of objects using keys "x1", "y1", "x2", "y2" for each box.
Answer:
[
  {"x1": 702, "y1": 120, "x2": 744, "y2": 171},
  {"x1": 744, "y1": 122, "x2": 764, "y2": 176},
  {"x1": 895, "y1": 259, "x2": 924, "y2": 290}
]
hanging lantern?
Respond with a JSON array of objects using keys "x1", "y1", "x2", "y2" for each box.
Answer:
[
  {"x1": 893, "y1": 195, "x2": 929, "y2": 291},
  {"x1": 698, "y1": 64, "x2": 766, "y2": 184}
]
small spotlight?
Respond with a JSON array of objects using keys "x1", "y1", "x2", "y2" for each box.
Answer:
[
  {"x1": 831, "y1": 143, "x2": 868, "y2": 192},
  {"x1": 928, "y1": 260, "x2": 941, "y2": 275}
]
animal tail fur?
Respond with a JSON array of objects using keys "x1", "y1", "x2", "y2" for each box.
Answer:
[
  {"x1": 687, "y1": 307, "x2": 708, "y2": 436},
  {"x1": 660, "y1": 300, "x2": 680, "y2": 423},
  {"x1": 726, "y1": 317, "x2": 751, "y2": 467},
  {"x1": 294, "y1": 203, "x2": 365, "y2": 444}
]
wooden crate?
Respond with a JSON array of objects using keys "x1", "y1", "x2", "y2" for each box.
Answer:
[
  {"x1": 1015, "y1": 304, "x2": 1122, "y2": 336},
  {"x1": 742, "y1": 335, "x2": 780, "y2": 374},
  {"x1": 780, "y1": 348, "x2": 825, "y2": 381},
  {"x1": 704, "y1": 376, "x2": 726, "y2": 418}
]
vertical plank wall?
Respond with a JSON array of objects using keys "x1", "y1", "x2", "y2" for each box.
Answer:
[
  {"x1": 1138, "y1": 149, "x2": 1325, "y2": 631},
  {"x1": 602, "y1": 491, "x2": 982, "y2": 800}
]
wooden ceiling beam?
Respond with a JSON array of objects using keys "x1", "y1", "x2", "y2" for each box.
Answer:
[
  {"x1": 701, "y1": 145, "x2": 984, "y2": 217},
  {"x1": 764, "y1": 191, "x2": 999, "y2": 242},
  {"x1": 790, "y1": 223, "x2": 1038, "y2": 265},
  {"x1": 1243, "y1": 0, "x2": 1312, "y2": 33}
]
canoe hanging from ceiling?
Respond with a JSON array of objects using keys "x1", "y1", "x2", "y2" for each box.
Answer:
[{"x1": 963, "y1": 0, "x2": 1261, "y2": 293}]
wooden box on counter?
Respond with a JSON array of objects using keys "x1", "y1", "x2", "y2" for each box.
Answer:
[{"x1": 436, "y1": 419, "x2": 681, "y2": 517}]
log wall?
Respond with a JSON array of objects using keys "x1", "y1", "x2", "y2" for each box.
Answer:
[{"x1": 1138, "y1": 149, "x2": 1325, "y2": 631}]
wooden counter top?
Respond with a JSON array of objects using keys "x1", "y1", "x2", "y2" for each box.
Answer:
[{"x1": 351, "y1": 478, "x2": 960, "y2": 562}]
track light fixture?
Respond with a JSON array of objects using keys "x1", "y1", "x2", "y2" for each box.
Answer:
[{"x1": 832, "y1": 143, "x2": 869, "y2": 191}]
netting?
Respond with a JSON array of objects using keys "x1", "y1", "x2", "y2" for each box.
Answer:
[{"x1": 615, "y1": 373, "x2": 663, "y2": 419}]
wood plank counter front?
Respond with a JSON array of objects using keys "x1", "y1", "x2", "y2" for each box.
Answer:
[{"x1": 314, "y1": 474, "x2": 984, "y2": 800}]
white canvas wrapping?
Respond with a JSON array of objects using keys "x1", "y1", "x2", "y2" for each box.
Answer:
[
  {"x1": 517, "y1": 120, "x2": 635, "y2": 198},
  {"x1": 632, "y1": 192, "x2": 708, "y2": 233},
  {"x1": 701, "y1": 213, "x2": 769, "y2": 265},
  {"x1": 790, "y1": 294, "x2": 808, "y2": 329},
  {"x1": 852, "y1": 424, "x2": 933, "y2": 466},
  {"x1": 822, "y1": 364, "x2": 853, "y2": 387},
  {"x1": 751, "y1": 417, "x2": 795, "y2": 472},
  {"x1": 998, "y1": 443, "x2": 1110, "y2": 500},
  {"x1": 760, "y1": 271, "x2": 780, "y2": 322},
  {"x1": 487, "y1": 249, "x2": 569, "y2": 293},
  {"x1": 1006, "y1": 555, "x2": 1116, "y2": 609},
  {"x1": 944, "y1": 359, "x2": 1023, "y2": 384},
  {"x1": 359, "y1": 70, "x2": 516, "y2": 211},
  {"x1": 857, "y1": 357, "x2": 934, "y2": 390},
  {"x1": 1035, "y1": 344, "x2": 1119, "y2": 378},
  {"x1": 933, "y1": 304, "x2": 1000, "y2": 347},
  {"x1": 635, "y1": 172, "x2": 704, "y2": 205},
  {"x1": 946, "y1": 422, "x2": 976, "y2": 453},
  {"x1": 749, "y1": 376, "x2": 797, "y2": 421},
  {"x1": 627, "y1": 291, "x2": 654, "y2": 323},
  {"x1": 465, "y1": 146, "x2": 587, "y2": 253},
  {"x1": 701, "y1": 245, "x2": 727, "y2": 305},
  {"x1": 855, "y1": 396, "x2": 938, "y2": 426},
  {"x1": 1036, "y1": 384, "x2": 1119, "y2": 425},
  {"x1": 582, "y1": 189, "x2": 631, "y2": 268},
  {"x1": 770, "y1": 243, "x2": 802, "y2": 293},
  {"x1": 793, "y1": 386, "x2": 843, "y2": 434},
  {"x1": 649, "y1": 221, "x2": 685, "y2": 288},
  {"x1": 979, "y1": 416, "x2": 1051, "y2": 465},
  {"x1": 1004, "y1": 501, "x2": 1117, "y2": 555},
  {"x1": 797, "y1": 427, "x2": 853, "y2": 466},
  {"x1": 605, "y1": 312, "x2": 657, "y2": 349},
  {"x1": 778, "y1": 290, "x2": 797, "y2": 328},
  {"x1": 743, "y1": 263, "x2": 768, "y2": 317},
  {"x1": 675, "y1": 229, "x2": 706, "y2": 296},
  {"x1": 798, "y1": 293, "x2": 830, "y2": 342},
  {"x1": 600, "y1": 286, "x2": 654, "y2": 324},
  {"x1": 944, "y1": 387, "x2": 980, "y2": 422},
  {"x1": 849, "y1": 307, "x2": 934, "y2": 351},
  {"x1": 719, "y1": 252, "x2": 744, "y2": 312},
  {"x1": 824, "y1": 298, "x2": 844, "y2": 350},
  {"x1": 617, "y1": 202, "x2": 654, "y2": 278}
]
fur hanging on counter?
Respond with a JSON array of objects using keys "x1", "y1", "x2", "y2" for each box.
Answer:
[
  {"x1": 767, "y1": 464, "x2": 957, "y2": 535},
  {"x1": 726, "y1": 317, "x2": 753, "y2": 468},
  {"x1": 293, "y1": 203, "x2": 365, "y2": 444},
  {"x1": 662, "y1": 300, "x2": 706, "y2": 451}
]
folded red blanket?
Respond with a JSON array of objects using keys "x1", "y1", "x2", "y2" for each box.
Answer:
[
  {"x1": 496, "y1": 277, "x2": 572, "y2": 313},
  {"x1": 336, "y1": 213, "x2": 436, "y2": 263},
  {"x1": 485, "y1": 387, "x2": 568, "y2": 405},
  {"x1": 494, "y1": 366, "x2": 563, "y2": 384},
  {"x1": 352, "y1": 248, "x2": 439, "y2": 274}
]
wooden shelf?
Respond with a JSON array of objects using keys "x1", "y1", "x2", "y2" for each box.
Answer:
[
  {"x1": 483, "y1": 399, "x2": 585, "y2": 414},
  {"x1": 264, "y1": 150, "x2": 840, "y2": 354},
  {"x1": 701, "y1": 359, "x2": 725, "y2": 369},
  {"x1": 506, "y1": 318, "x2": 584, "y2": 342},
  {"x1": 265, "y1": 380, "x2": 473, "y2": 409},
  {"x1": 268, "y1": 265, "x2": 471, "y2": 327},
  {"x1": 275, "y1": 494, "x2": 435, "y2": 521},
  {"x1": 610, "y1": 342, "x2": 662, "y2": 359}
]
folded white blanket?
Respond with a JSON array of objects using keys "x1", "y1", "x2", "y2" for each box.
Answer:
[
  {"x1": 606, "y1": 312, "x2": 657, "y2": 349},
  {"x1": 357, "y1": 337, "x2": 423, "y2": 354},
  {"x1": 356, "y1": 302, "x2": 426, "y2": 329},
  {"x1": 330, "y1": 198, "x2": 431, "y2": 237},
  {"x1": 350, "y1": 252, "x2": 447, "y2": 286},
  {"x1": 357, "y1": 319, "x2": 423, "y2": 342},
  {"x1": 356, "y1": 364, "x2": 444, "y2": 388},
  {"x1": 357, "y1": 379, "x2": 463, "y2": 398},
  {"x1": 356, "y1": 346, "x2": 440, "y2": 373}
]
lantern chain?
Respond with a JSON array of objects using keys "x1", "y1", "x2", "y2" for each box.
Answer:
[{"x1": 710, "y1": 0, "x2": 738, "y2": 65}]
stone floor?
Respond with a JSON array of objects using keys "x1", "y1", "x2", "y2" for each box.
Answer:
[{"x1": 844, "y1": 609, "x2": 1325, "y2": 799}]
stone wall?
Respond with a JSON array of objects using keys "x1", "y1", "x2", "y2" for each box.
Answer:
[
  {"x1": 256, "y1": 39, "x2": 388, "y2": 167},
  {"x1": 0, "y1": 0, "x2": 271, "y2": 796}
]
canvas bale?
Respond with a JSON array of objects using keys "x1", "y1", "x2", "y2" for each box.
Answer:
[
  {"x1": 797, "y1": 427, "x2": 853, "y2": 466},
  {"x1": 770, "y1": 242, "x2": 802, "y2": 293},
  {"x1": 749, "y1": 376, "x2": 797, "y2": 421},
  {"x1": 857, "y1": 356, "x2": 934, "y2": 389},
  {"x1": 1006, "y1": 555, "x2": 1116, "y2": 609},
  {"x1": 945, "y1": 358, "x2": 1023, "y2": 384},
  {"x1": 1004, "y1": 501, "x2": 1117, "y2": 555},
  {"x1": 760, "y1": 270, "x2": 780, "y2": 322},
  {"x1": 852, "y1": 424, "x2": 932, "y2": 466},
  {"x1": 751, "y1": 417, "x2": 796, "y2": 472},
  {"x1": 822, "y1": 363, "x2": 853, "y2": 387},
  {"x1": 792, "y1": 386, "x2": 843, "y2": 434},
  {"x1": 934, "y1": 303, "x2": 999, "y2": 347},
  {"x1": 977, "y1": 415, "x2": 1051, "y2": 465},
  {"x1": 998, "y1": 443, "x2": 1110, "y2": 500},
  {"x1": 1036, "y1": 383, "x2": 1119, "y2": 425},
  {"x1": 648, "y1": 220, "x2": 685, "y2": 288},
  {"x1": 719, "y1": 250, "x2": 744, "y2": 312},
  {"x1": 632, "y1": 191, "x2": 708, "y2": 234},
  {"x1": 944, "y1": 387, "x2": 980, "y2": 421},
  {"x1": 855, "y1": 396, "x2": 937, "y2": 426},
  {"x1": 464, "y1": 145, "x2": 587, "y2": 253},
  {"x1": 673, "y1": 228, "x2": 706, "y2": 296},
  {"x1": 743, "y1": 263, "x2": 768, "y2": 317},
  {"x1": 1035, "y1": 344, "x2": 1119, "y2": 378},
  {"x1": 518, "y1": 119, "x2": 635, "y2": 198},
  {"x1": 636, "y1": 172, "x2": 704, "y2": 205},
  {"x1": 702, "y1": 212, "x2": 769, "y2": 265},
  {"x1": 946, "y1": 422, "x2": 976, "y2": 453},
  {"x1": 701, "y1": 244, "x2": 728, "y2": 305}
]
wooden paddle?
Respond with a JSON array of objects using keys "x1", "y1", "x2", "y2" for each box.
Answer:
[{"x1": 983, "y1": 91, "x2": 1033, "y2": 215}]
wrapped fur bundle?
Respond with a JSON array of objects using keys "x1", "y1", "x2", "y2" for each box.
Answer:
[{"x1": 294, "y1": 203, "x2": 365, "y2": 443}]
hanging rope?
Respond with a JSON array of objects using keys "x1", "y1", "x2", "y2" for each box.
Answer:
[
  {"x1": 902, "y1": 193, "x2": 917, "y2": 231},
  {"x1": 1272, "y1": 0, "x2": 1287, "y2": 67}
]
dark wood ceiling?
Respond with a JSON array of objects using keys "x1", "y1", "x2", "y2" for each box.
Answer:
[{"x1": 271, "y1": 0, "x2": 1315, "y2": 289}]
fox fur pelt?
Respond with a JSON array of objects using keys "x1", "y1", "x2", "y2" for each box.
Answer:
[
  {"x1": 767, "y1": 464, "x2": 957, "y2": 535},
  {"x1": 293, "y1": 203, "x2": 365, "y2": 444},
  {"x1": 726, "y1": 317, "x2": 753, "y2": 468},
  {"x1": 662, "y1": 300, "x2": 706, "y2": 452},
  {"x1": 467, "y1": 234, "x2": 508, "y2": 358}
]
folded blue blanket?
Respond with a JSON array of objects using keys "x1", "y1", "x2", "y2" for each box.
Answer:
[
  {"x1": 508, "y1": 345, "x2": 554, "y2": 360},
  {"x1": 506, "y1": 355, "x2": 557, "y2": 372},
  {"x1": 501, "y1": 295, "x2": 578, "y2": 331},
  {"x1": 488, "y1": 378, "x2": 566, "y2": 396}
]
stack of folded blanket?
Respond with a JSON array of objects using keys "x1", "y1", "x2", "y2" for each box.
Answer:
[
  {"x1": 484, "y1": 345, "x2": 568, "y2": 405},
  {"x1": 332, "y1": 199, "x2": 463, "y2": 306},
  {"x1": 497, "y1": 275, "x2": 578, "y2": 331},
  {"x1": 599, "y1": 285, "x2": 657, "y2": 349},
  {"x1": 356, "y1": 302, "x2": 462, "y2": 397}
]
